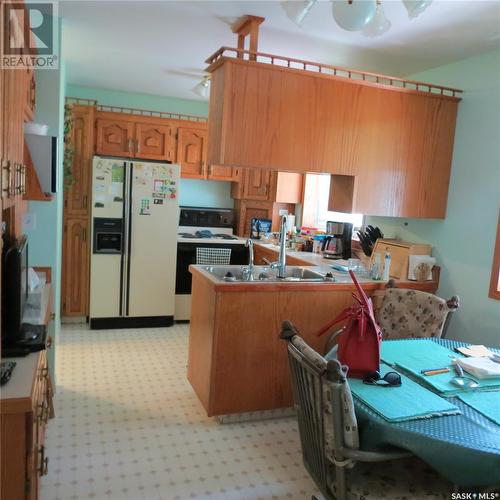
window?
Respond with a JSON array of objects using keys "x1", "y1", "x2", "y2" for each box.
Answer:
[
  {"x1": 302, "y1": 173, "x2": 363, "y2": 230},
  {"x1": 489, "y1": 210, "x2": 500, "y2": 300}
]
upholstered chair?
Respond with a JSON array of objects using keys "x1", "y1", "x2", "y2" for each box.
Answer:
[{"x1": 376, "y1": 288, "x2": 460, "y2": 340}]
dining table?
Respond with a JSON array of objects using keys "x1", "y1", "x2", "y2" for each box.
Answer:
[{"x1": 351, "y1": 338, "x2": 500, "y2": 488}]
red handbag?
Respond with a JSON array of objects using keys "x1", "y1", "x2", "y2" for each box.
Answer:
[{"x1": 318, "y1": 270, "x2": 381, "y2": 378}]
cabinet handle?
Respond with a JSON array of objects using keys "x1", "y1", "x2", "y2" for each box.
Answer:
[
  {"x1": 82, "y1": 227, "x2": 87, "y2": 242},
  {"x1": 38, "y1": 446, "x2": 49, "y2": 476},
  {"x1": 83, "y1": 195, "x2": 88, "y2": 209}
]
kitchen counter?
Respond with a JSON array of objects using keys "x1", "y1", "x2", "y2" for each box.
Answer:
[{"x1": 187, "y1": 261, "x2": 439, "y2": 417}]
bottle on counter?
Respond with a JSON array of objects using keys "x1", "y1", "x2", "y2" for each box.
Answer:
[
  {"x1": 383, "y1": 251, "x2": 391, "y2": 281},
  {"x1": 371, "y1": 253, "x2": 382, "y2": 280}
]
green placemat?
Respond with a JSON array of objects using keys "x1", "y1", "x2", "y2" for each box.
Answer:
[
  {"x1": 381, "y1": 339, "x2": 500, "y2": 396},
  {"x1": 349, "y1": 365, "x2": 460, "y2": 422},
  {"x1": 458, "y1": 391, "x2": 500, "y2": 425}
]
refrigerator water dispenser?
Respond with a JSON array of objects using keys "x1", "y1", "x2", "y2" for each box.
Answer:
[{"x1": 93, "y1": 218, "x2": 123, "y2": 254}]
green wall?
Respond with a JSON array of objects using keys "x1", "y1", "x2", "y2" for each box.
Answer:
[
  {"x1": 367, "y1": 49, "x2": 500, "y2": 347},
  {"x1": 66, "y1": 84, "x2": 233, "y2": 209}
]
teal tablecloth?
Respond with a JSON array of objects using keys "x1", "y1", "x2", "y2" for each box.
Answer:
[
  {"x1": 381, "y1": 339, "x2": 500, "y2": 395},
  {"x1": 458, "y1": 391, "x2": 500, "y2": 425},
  {"x1": 352, "y1": 338, "x2": 500, "y2": 487},
  {"x1": 349, "y1": 364, "x2": 459, "y2": 422}
]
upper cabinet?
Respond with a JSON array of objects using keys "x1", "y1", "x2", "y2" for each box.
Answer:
[
  {"x1": 177, "y1": 127, "x2": 207, "y2": 179},
  {"x1": 66, "y1": 105, "x2": 95, "y2": 215},
  {"x1": 206, "y1": 53, "x2": 461, "y2": 218},
  {"x1": 135, "y1": 122, "x2": 175, "y2": 162},
  {"x1": 96, "y1": 118, "x2": 135, "y2": 157}
]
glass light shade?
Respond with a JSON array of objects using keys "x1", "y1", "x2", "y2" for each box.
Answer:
[
  {"x1": 332, "y1": 0, "x2": 377, "y2": 31},
  {"x1": 282, "y1": 0, "x2": 317, "y2": 26},
  {"x1": 362, "y1": 4, "x2": 391, "y2": 37},
  {"x1": 191, "y1": 79, "x2": 210, "y2": 98},
  {"x1": 403, "y1": 0, "x2": 432, "y2": 18}
]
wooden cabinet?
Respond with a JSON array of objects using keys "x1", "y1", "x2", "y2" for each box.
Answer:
[
  {"x1": 1, "y1": 350, "x2": 54, "y2": 500},
  {"x1": 234, "y1": 199, "x2": 272, "y2": 237},
  {"x1": 253, "y1": 243, "x2": 310, "y2": 266},
  {"x1": 66, "y1": 105, "x2": 94, "y2": 215},
  {"x1": 177, "y1": 127, "x2": 208, "y2": 179},
  {"x1": 135, "y1": 122, "x2": 175, "y2": 161},
  {"x1": 62, "y1": 218, "x2": 90, "y2": 317},
  {"x1": 24, "y1": 69, "x2": 36, "y2": 122},
  {"x1": 96, "y1": 118, "x2": 135, "y2": 157},
  {"x1": 243, "y1": 168, "x2": 272, "y2": 200},
  {"x1": 207, "y1": 165, "x2": 240, "y2": 182},
  {"x1": 207, "y1": 57, "x2": 460, "y2": 218}
]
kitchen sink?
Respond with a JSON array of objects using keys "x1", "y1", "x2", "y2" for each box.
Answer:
[{"x1": 202, "y1": 265, "x2": 333, "y2": 282}]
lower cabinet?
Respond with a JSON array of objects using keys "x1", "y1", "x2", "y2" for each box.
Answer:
[
  {"x1": 62, "y1": 217, "x2": 89, "y2": 317},
  {"x1": 1, "y1": 350, "x2": 54, "y2": 500}
]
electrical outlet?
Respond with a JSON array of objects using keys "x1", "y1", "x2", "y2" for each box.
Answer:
[
  {"x1": 23, "y1": 213, "x2": 36, "y2": 231},
  {"x1": 278, "y1": 209, "x2": 289, "y2": 216}
]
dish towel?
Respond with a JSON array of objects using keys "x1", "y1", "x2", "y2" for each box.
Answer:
[
  {"x1": 348, "y1": 366, "x2": 459, "y2": 423},
  {"x1": 458, "y1": 391, "x2": 500, "y2": 425},
  {"x1": 381, "y1": 339, "x2": 500, "y2": 396}
]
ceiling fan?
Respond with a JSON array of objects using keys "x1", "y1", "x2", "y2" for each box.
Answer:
[
  {"x1": 282, "y1": 0, "x2": 433, "y2": 37},
  {"x1": 167, "y1": 69, "x2": 211, "y2": 98}
]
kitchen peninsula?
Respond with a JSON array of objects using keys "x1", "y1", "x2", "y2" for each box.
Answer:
[{"x1": 187, "y1": 262, "x2": 439, "y2": 417}]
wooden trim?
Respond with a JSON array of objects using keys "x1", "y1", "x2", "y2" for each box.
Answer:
[
  {"x1": 33, "y1": 266, "x2": 51, "y2": 283},
  {"x1": 489, "y1": 209, "x2": 500, "y2": 300},
  {"x1": 206, "y1": 47, "x2": 463, "y2": 100},
  {"x1": 67, "y1": 98, "x2": 208, "y2": 123}
]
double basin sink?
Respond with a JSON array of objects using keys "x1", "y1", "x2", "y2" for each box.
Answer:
[{"x1": 203, "y1": 265, "x2": 335, "y2": 283}]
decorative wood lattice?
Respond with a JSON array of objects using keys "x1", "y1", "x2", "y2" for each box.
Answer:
[
  {"x1": 65, "y1": 97, "x2": 208, "y2": 122},
  {"x1": 205, "y1": 47, "x2": 463, "y2": 98}
]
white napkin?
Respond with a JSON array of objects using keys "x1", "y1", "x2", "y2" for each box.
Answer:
[{"x1": 457, "y1": 357, "x2": 500, "y2": 379}]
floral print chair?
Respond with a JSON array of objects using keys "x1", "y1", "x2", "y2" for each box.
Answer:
[{"x1": 376, "y1": 287, "x2": 460, "y2": 340}]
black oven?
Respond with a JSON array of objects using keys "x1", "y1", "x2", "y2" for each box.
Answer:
[{"x1": 176, "y1": 242, "x2": 249, "y2": 294}]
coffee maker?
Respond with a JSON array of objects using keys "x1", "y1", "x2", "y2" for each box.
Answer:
[{"x1": 321, "y1": 221, "x2": 353, "y2": 259}]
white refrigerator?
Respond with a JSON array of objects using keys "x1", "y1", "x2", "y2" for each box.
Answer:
[{"x1": 89, "y1": 156, "x2": 179, "y2": 329}]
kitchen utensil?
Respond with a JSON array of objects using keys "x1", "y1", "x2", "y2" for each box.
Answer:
[
  {"x1": 452, "y1": 363, "x2": 479, "y2": 389},
  {"x1": 421, "y1": 367, "x2": 450, "y2": 376}
]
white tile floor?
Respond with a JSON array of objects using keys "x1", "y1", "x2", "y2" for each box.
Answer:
[{"x1": 40, "y1": 323, "x2": 319, "y2": 500}]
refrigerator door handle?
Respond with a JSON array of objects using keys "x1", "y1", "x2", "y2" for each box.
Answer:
[
  {"x1": 124, "y1": 162, "x2": 134, "y2": 316},
  {"x1": 121, "y1": 163, "x2": 130, "y2": 317}
]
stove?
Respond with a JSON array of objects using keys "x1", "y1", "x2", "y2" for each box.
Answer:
[
  {"x1": 177, "y1": 206, "x2": 246, "y2": 244},
  {"x1": 175, "y1": 207, "x2": 249, "y2": 321}
]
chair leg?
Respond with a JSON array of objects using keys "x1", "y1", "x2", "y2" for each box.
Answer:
[{"x1": 334, "y1": 465, "x2": 347, "y2": 500}]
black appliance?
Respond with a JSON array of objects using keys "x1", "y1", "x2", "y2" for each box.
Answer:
[
  {"x1": 179, "y1": 206, "x2": 235, "y2": 229},
  {"x1": 175, "y1": 207, "x2": 248, "y2": 297},
  {"x1": 2, "y1": 235, "x2": 28, "y2": 345},
  {"x1": 321, "y1": 221, "x2": 353, "y2": 259}
]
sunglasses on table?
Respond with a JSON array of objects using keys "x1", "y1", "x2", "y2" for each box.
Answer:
[{"x1": 363, "y1": 371, "x2": 402, "y2": 387}]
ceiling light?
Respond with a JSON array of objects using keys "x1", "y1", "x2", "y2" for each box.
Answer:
[
  {"x1": 283, "y1": 0, "x2": 318, "y2": 26},
  {"x1": 331, "y1": 0, "x2": 377, "y2": 31},
  {"x1": 191, "y1": 76, "x2": 210, "y2": 99},
  {"x1": 282, "y1": 0, "x2": 433, "y2": 34},
  {"x1": 362, "y1": 2, "x2": 391, "y2": 37},
  {"x1": 402, "y1": 0, "x2": 433, "y2": 18}
]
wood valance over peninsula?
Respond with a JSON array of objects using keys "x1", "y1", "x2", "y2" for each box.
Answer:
[{"x1": 206, "y1": 47, "x2": 463, "y2": 218}]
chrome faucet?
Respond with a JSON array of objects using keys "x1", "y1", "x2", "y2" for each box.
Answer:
[
  {"x1": 267, "y1": 215, "x2": 288, "y2": 279},
  {"x1": 246, "y1": 238, "x2": 254, "y2": 272},
  {"x1": 242, "y1": 238, "x2": 255, "y2": 281}
]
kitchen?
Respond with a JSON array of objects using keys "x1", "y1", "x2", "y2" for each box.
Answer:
[{"x1": 1, "y1": 1, "x2": 499, "y2": 499}]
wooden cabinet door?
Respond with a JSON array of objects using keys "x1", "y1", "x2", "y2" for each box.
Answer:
[
  {"x1": 243, "y1": 168, "x2": 272, "y2": 201},
  {"x1": 177, "y1": 128, "x2": 207, "y2": 179},
  {"x1": 61, "y1": 218, "x2": 89, "y2": 317},
  {"x1": 135, "y1": 122, "x2": 175, "y2": 161},
  {"x1": 96, "y1": 118, "x2": 134, "y2": 157},
  {"x1": 65, "y1": 106, "x2": 94, "y2": 216},
  {"x1": 207, "y1": 165, "x2": 239, "y2": 182}
]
